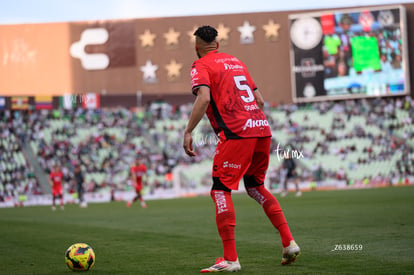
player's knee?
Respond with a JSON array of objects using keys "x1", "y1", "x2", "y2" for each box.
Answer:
[
  {"x1": 243, "y1": 175, "x2": 263, "y2": 189},
  {"x1": 246, "y1": 186, "x2": 265, "y2": 205}
]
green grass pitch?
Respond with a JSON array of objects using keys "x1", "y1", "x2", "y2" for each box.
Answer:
[{"x1": 1, "y1": 186, "x2": 414, "y2": 274}]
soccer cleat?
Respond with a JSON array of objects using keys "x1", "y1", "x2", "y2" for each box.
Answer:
[
  {"x1": 61, "y1": 205, "x2": 65, "y2": 210},
  {"x1": 295, "y1": 191, "x2": 302, "y2": 197},
  {"x1": 126, "y1": 201, "x2": 132, "y2": 208},
  {"x1": 141, "y1": 201, "x2": 147, "y2": 208},
  {"x1": 200, "y1": 257, "x2": 241, "y2": 273},
  {"x1": 281, "y1": 240, "x2": 300, "y2": 265},
  {"x1": 51, "y1": 206, "x2": 56, "y2": 211}
]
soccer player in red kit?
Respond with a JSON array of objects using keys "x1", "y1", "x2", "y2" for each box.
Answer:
[
  {"x1": 127, "y1": 157, "x2": 147, "y2": 208},
  {"x1": 49, "y1": 165, "x2": 64, "y2": 211},
  {"x1": 183, "y1": 26, "x2": 300, "y2": 273}
]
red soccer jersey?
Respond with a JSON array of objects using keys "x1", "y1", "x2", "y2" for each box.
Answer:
[
  {"x1": 131, "y1": 164, "x2": 147, "y2": 184},
  {"x1": 49, "y1": 171, "x2": 63, "y2": 188},
  {"x1": 191, "y1": 50, "x2": 272, "y2": 139}
]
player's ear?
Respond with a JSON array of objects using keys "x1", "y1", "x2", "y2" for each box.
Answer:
[{"x1": 216, "y1": 41, "x2": 219, "y2": 49}]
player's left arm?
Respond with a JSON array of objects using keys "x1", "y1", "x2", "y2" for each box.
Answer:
[
  {"x1": 183, "y1": 86, "x2": 210, "y2": 156},
  {"x1": 243, "y1": 66, "x2": 264, "y2": 111},
  {"x1": 254, "y1": 88, "x2": 265, "y2": 111}
]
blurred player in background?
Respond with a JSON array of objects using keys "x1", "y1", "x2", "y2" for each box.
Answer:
[
  {"x1": 74, "y1": 164, "x2": 87, "y2": 208},
  {"x1": 183, "y1": 25, "x2": 300, "y2": 273},
  {"x1": 49, "y1": 164, "x2": 64, "y2": 211},
  {"x1": 127, "y1": 157, "x2": 147, "y2": 208},
  {"x1": 281, "y1": 153, "x2": 301, "y2": 197}
]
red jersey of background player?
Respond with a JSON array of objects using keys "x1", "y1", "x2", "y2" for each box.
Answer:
[
  {"x1": 191, "y1": 50, "x2": 271, "y2": 139},
  {"x1": 49, "y1": 169, "x2": 63, "y2": 196},
  {"x1": 131, "y1": 163, "x2": 147, "y2": 190},
  {"x1": 50, "y1": 171, "x2": 63, "y2": 188}
]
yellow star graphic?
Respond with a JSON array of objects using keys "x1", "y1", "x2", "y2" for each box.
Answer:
[
  {"x1": 262, "y1": 20, "x2": 281, "y2": 41},
  {"x1": 165, "y1": 59, "x2": 183, "y2": 80},
  {"x1": 139, "y1": 29, "x2": 156, "y2": 48},
  {"x1": 163, "y1": 28, "x2": 180, "y2": 46},
  {"x1": 187, "y1": 26, "x2": 198, "y2": 44},
  {"x1": 216, "y1": 23, "x2": 230, "y2": 43}
]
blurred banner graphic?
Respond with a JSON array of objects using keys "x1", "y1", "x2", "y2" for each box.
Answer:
[
  {"x1": 82, "y1": 93, "x2": 100, "y2": 109},
  {"x1": 59, "y1": 94, "x2": 76, "y2": 110},
  {"x1": 11, "y1": 96, "x2": 29, "y2": 110},
  {"x1": 0, "y1": 96, "x2": 5, "y2": 109},
  {"x1": 35, "y1": 95, "x2": 53, "y2": 110}
]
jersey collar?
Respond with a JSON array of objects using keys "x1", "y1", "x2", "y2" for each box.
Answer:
[{"x1": 206, "y1": 50, "x2": 218, "y2": 56}]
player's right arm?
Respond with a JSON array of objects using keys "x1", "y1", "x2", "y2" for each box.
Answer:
[{"x1": 183, "y1": 86, "x2": 210, "y2": 157}]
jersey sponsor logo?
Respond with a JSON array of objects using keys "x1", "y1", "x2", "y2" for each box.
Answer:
[
  {"x1": 224, "y1": 63, "x2": 244, "y2": 70},
  {"x1": 191, "y1": 68, "x2": 198, "y2": 77},
  {"x1": 191, "y1": 77, "x2": 200, "y2": 87},
  {"x1": 214, "y1": 57, "x2": 239, "y2": 63},
  {"x1": 214, "y1": 191, "x2": 228, "y2": 214},
  {"x1": 223, "y1": 161, "x2": 241, "y2": 169},
  {"x1": 242, "y1": 119, "x2": 269, "y2": 130}
]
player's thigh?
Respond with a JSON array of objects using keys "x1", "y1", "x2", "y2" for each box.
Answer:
[
  {"x1": 213, "y1": 138, "x2": 256, "y2": 190},
  {"x1": 52, "y1": 188, "x2": 61, "y2": 197},
  {"x1": 244, "y1": 137, "x2": 271, "y2": 186}
]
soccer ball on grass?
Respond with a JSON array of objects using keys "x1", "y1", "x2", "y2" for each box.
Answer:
[{"x1": 65, "y1": 243, "x2": 95, "y2": 271}]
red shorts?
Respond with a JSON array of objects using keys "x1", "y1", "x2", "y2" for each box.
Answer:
[
  {"x1": 135, "y1": 182, "x2": 143, "y2": 192},
  {"x1": 52, "y1": 186, "x2": 63, "y2": 197},
  {"x1": 212, "y1": 137, "x2": 270, "y2": 190}
]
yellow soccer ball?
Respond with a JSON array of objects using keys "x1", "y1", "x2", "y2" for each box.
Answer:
[{"x1": 65, "y1": 243, "x2": 95, "y2": 271}]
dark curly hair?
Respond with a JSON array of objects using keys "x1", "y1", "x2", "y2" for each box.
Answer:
[{"x1": 193, "y1": 25, "x2": 218, "y2": 43}]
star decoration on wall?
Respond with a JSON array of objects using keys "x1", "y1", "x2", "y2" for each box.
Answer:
[
  {"x1": 139, "y1": 29, "x2": 156, "y2": 48},
  {"x1": 187, "y1": 26, "x2": 198, "y2": 44},
  {"x1": 165, "y1": 59, "x2": 183, "y2": 81},
  {"x1": 262, "y1": 20, "x2": 281, "y2": 41},
  {"x1": 216, "y1": 23, "x2": 231, "y2": 45},
  {"x1": 163, "y1": 27, "x2": 180, "y2": 47},
  {"x1": 238, "y1": 21, "x2": 256, "y2": 44},
  {"x1": 140, "y1": 60, "x2": 158, "y2": 83}
]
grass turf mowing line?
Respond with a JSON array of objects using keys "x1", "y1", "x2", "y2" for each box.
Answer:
[{"x1": 0, "y1": 186, "x2": 413, "y2": 274}]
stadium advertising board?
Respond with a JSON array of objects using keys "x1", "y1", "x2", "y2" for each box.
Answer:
[{"x1": 289, "y1": 5, "x2": 410, "y2": 102}]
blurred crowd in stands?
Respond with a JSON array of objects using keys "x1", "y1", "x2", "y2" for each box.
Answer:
[{"x1": 1, "y1": 95, "x2": 413, "y2": 203}]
